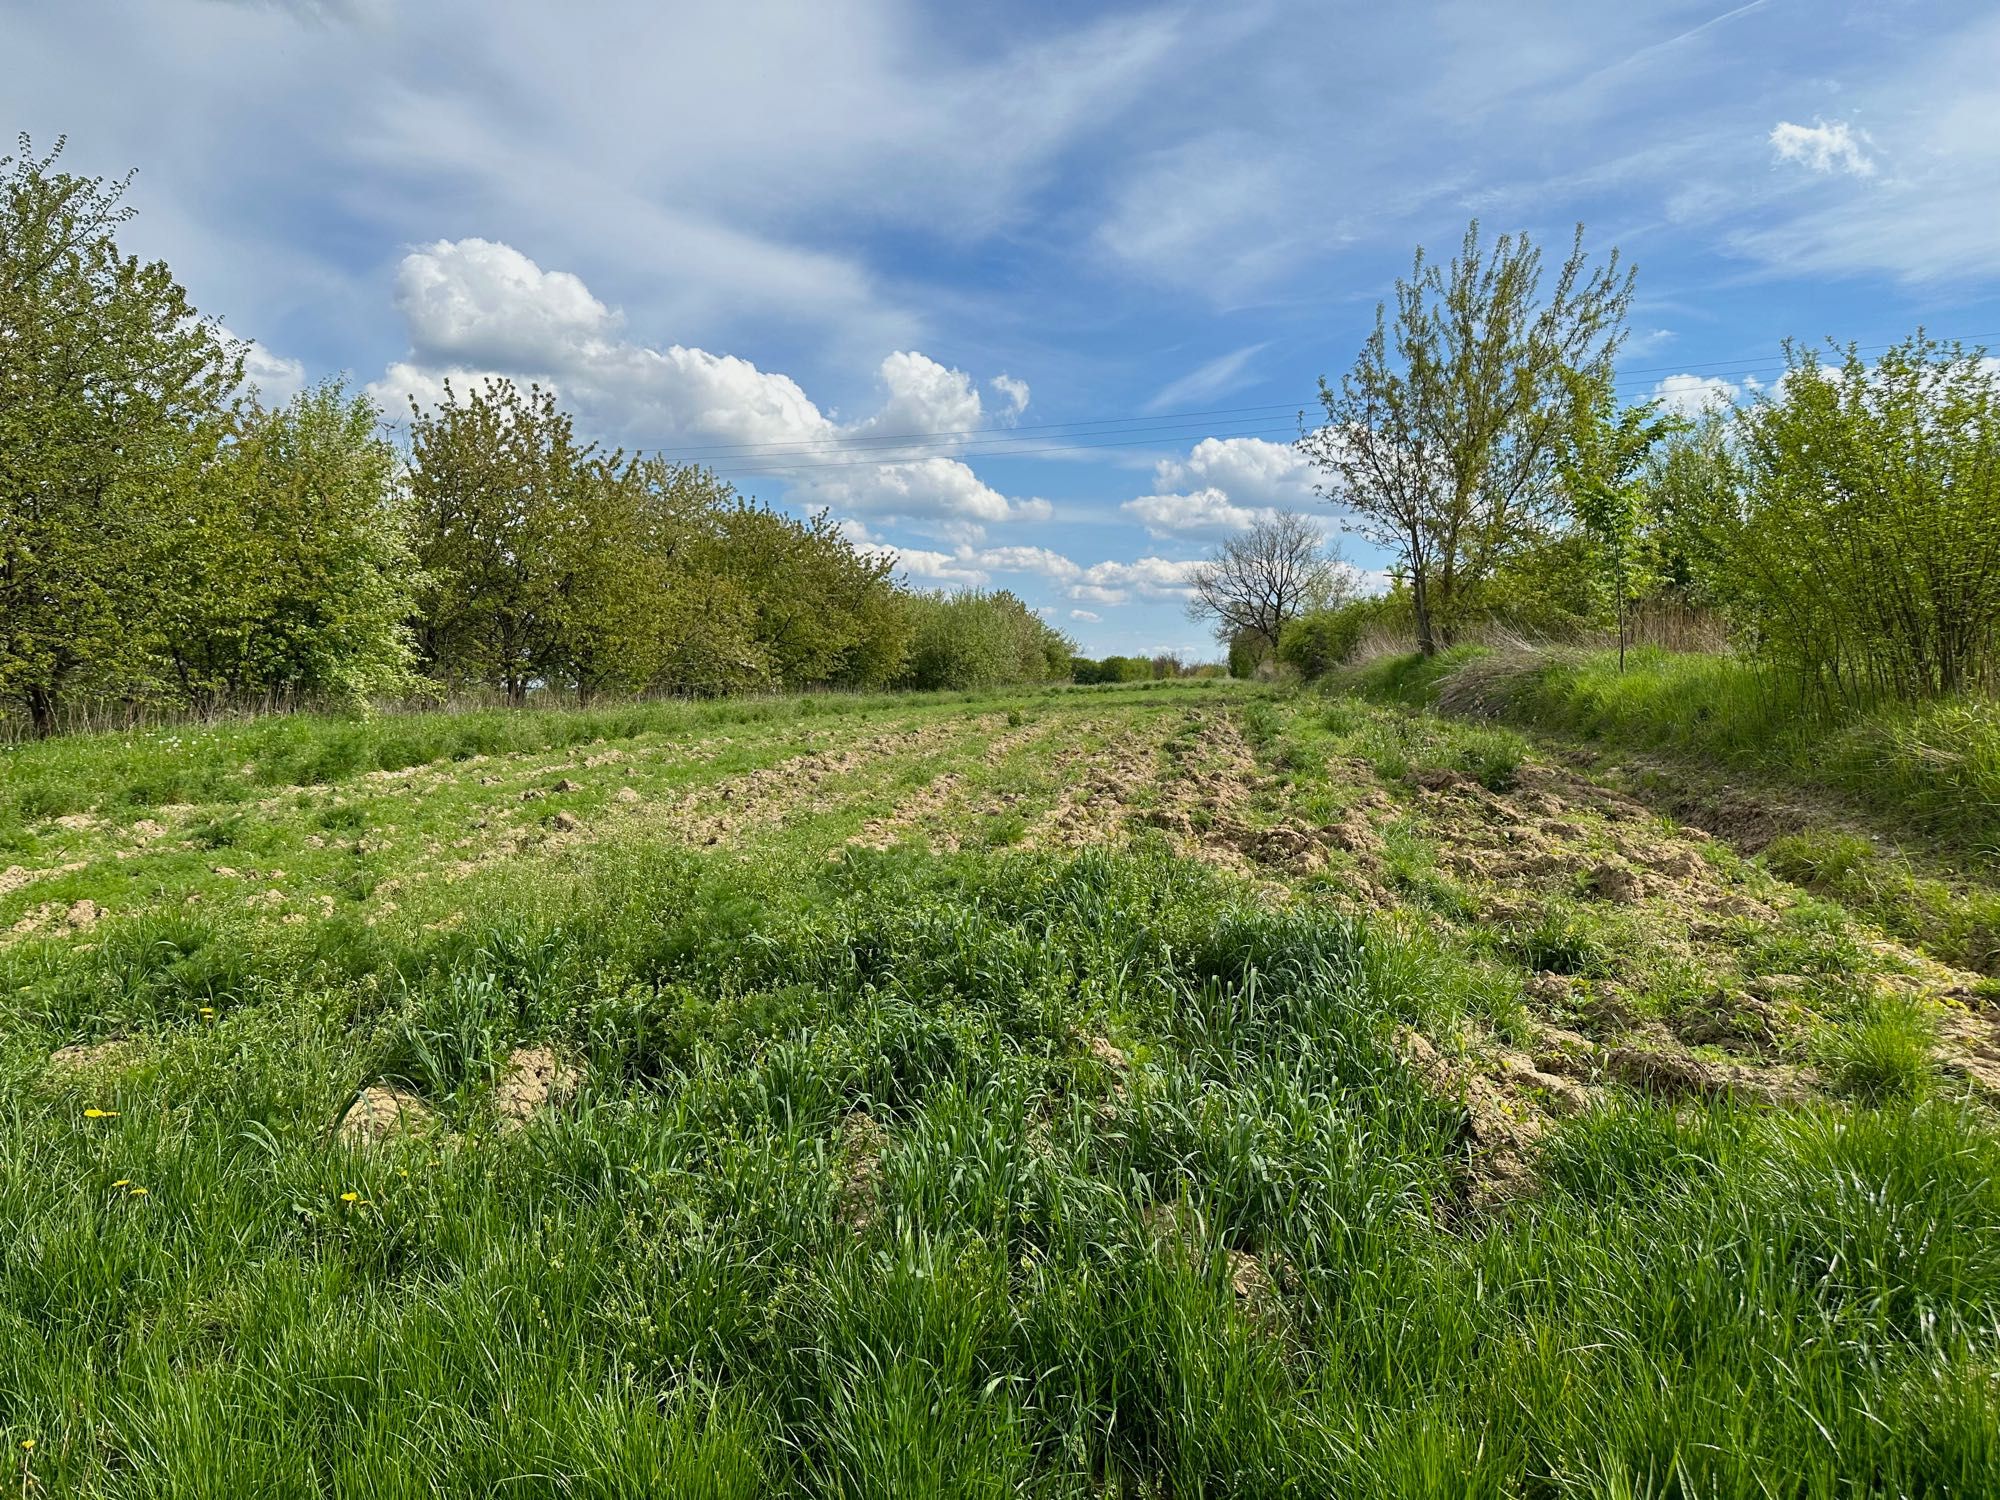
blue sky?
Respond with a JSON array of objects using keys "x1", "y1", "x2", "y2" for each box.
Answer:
[{"x1": 7, "y1": 0, "x2": 2000, "y2": 658}]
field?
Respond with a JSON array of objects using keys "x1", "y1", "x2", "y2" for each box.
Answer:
[{"x1": 6, "y1": 680, "x2": 2000, "y2": 1495}]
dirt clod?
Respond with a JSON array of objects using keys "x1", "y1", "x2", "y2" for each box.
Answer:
[
  {"x1": 494, "y1": 1046, "x2": 580, "y2": 1129},
  {"x1": 337, "y1": 1084, "x2": 434, "y2": 1145},
  {"x1": 49, "y1": 1038, "x2": 136, "y2": 1073},
  {"x1": 834, "y1": 1110, "x2": 887, "y2": 1232},
  {"x1": 1086, "y1": 1035, "x2": 1129, "y2": 1071}
]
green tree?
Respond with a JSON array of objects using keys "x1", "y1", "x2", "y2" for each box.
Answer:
[
  {"x1": 153, "y1": 381, "x2": 418, "y2": 711},
  {"x1": 705, "y1": 503, "x2": 910, "y2": 690},
  {"x1": 1303, "y1": 220, "x2": 1635, "y2": 655},
  {"x1": 1726, "y1": 334, "x2": 2000, "y2": 702},
  {"x1": 406, "y1": 379, "x2": 590, "y2": 703},
  {"x1": 1556, "y1": 372, "x2": 1683, "y2": 671},
  {"x1": 0, "y1": 135, "x2": 241, "y2": 733}
]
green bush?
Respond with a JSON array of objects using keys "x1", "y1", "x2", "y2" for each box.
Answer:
[
  {"x1": 1276, "y1": 597, "x2": 1406, "y2": 679},
  {"x1": 1717, "y1": 334, "x2": 2000, "y2": 703},
  {"x1": 895, "y1": 590, "x2": 1075, "y2": 692}
]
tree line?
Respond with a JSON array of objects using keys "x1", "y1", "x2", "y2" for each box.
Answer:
[
  {"x1": 1274, "y1": 220, "x2": 1999, "y2": 707},
  {"x1": 1, "y1": 138, "x2": 1082, "y2": 737}
]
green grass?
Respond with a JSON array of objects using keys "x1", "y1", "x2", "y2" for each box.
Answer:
[
  {"x1": 1357, "y1": 646, "x2": 2000, "y2": 856},
  {"x1": 1345, "y1": 647, "x2": 2000, "y2": 973},
  {"x1": 4, "y1": 686, "x2": 1998, "y2": 1493}
]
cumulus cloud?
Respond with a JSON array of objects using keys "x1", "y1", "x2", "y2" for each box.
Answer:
[
  {"x1": 858, "y1": 542, "x2": 1199, "y2": 607},
  {"x1": 789, "y1": 457, "x2": 1052, "y2": 538},
  {"x1": 221, "y1": 324, "x2": 308, "y2": 405},
  {"x1": 1651, "y1": 372, "x2": 1741, "y2": 419},
  {"x1": 1120, "y1": 436, "x2": 1323, "y2": 537},
  {"x1": 372, "y1": 238, "x2": 1047, "y2": 539},
  {"x1": 395, "y1": 237, "x2": 620, "y2": 367},
  {"x1": 1770, "y1": 119, "x2": 1875, "y2": 177},
  {"x1": 869, "y1": 545, "x2": 991, "y2": 587},
  {"x1": 1123, "y1": 486, "x2": 1273, "y2": 536},
  {"x1": 1065, "y1": 556, "x2": 1201, "y2": 605},
  {"x1": 851, "y1": 351, "x2": 986, "y2": 437},
  {"x1": 1069, "y1": 608, "x2": 1101, "y2": 622},
  {"x1": 1154, "y1": 436, "x2": 1316, "y2": 507}
]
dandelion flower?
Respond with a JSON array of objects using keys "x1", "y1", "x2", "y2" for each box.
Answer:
[
  {"x1": 83, "y1": 1108, "x2": 119, "y2": 1119},
  {"x1": 20, "y1": 1439, "x2": 34, "y2": 1451},
  {"x1": 111, "y1": 1179, "x2": 131, "y2": 1189},
  {"x1": 340, "y1": 1191, "x2": 360, "y2": 1202},
  {"x1": 128, "y1": 1186, "x2": 148, "y2": 1197}
]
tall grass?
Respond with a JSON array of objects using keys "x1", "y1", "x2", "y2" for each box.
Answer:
[
  {"x1": 1354, "y1": 646, "x2": 2000, "y2": 857},
  {"x1": 8, "y1": 825, "x2": 2000, "y2": 1492}
]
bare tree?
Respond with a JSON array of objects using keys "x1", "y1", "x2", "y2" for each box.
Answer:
[
  {"x1": 1301, "y1": 220, "x2": 1634, "y2": 656},
  {"x1": 1185, "y1": 511, "x2": 1348, "y2": 656}
]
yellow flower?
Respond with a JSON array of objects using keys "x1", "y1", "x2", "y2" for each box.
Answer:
[
  {"x1": 20, "y1": 1439, "x2": 33, "y2": 1451},
  {"x1": 340, "y1": 1191, "x2": 360, "y2": 1202},
  {"x1": 83, "y1": 1107, "x2": 118, "y2": 1119},
  {"x1": 128, "y1": 1186, "x2": 148, "y2": 1197},
  {"x1": 111, "y1": 1179, "x2": 131, "y2": 1188},
  {"x1": 199, "y1": 1006, "x2": 216, "y2": 1017}
]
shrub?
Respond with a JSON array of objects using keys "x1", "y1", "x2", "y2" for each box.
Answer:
[
  {"x1": 1723, "y1": 334, "x2": 2000, "y2": 704},
  {"x1": 1276, "y1": 597, "x2": 1405, "y2": 679},
  {"x1": 896, "y1": 590, "x2": 1075, "y2": 692}
]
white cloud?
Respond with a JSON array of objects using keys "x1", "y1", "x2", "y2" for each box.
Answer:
[
  {"x1": 221, "y1": 324, "x2": 308, "y2": 404},
  {"x1": 1119, "y1": 436, "x2": 1324, "y2": 537},
  {"x1": 395, "y1": 237, "x2": 620, "y2": 366},
  {"x1": 1152, "y1": 436, "x2": 1316, "y2": 508},
  {"x1": 1123, "y1": 486, "x2": 1274, "y2": 536},
  {"x1": 1143, "y1": 343, "x2": 1269, "y2": 412},
  {"x1": 865, "y1": 542, "x2": 1199, "y2": 607},
  {"x1": 1650, "y1": 372, "x2": 1741, "y2": 419},
  {"x1": 1069, "y1": 608, "x2": 1101, "y2": 622},
  {"x1": 989, "y1": 374, "x2": 1030, "y2": 417},
  {"x1": 869, "y1": 545, "x2": 990, "y2": 587},
  {"x1": 372, "y1": 238, "x2": 1050, "y2": 538},
  {"x1": 790, "y1": 457, "x2": 1052, "y2": 538},
  {"x1": 1068, "y1": 556, "x2": 1200, "y2": 605},
  {"x1": 1769, "y1": 119, "x2": 1875, "y2": 178},
  {"x1": 367, "y1": 360, "x2": 520, "y2": 418},
  {"x1": 973, "y1": 544, "x2": 1080, "y2": 579},
  {"x1": 852, "y1": 351, "x2": 985, "y2": 437}
]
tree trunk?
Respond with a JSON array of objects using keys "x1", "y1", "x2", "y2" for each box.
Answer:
[
  {"x1": 27, "y1": 682, "x2": 58, "y2": 739},
  {"x1": 1412, "y1": 569, "x2": 1437, "y2": 657}
]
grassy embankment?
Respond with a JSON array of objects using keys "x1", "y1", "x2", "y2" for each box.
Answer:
[
  {"x1": 5, "y1": 680, "x2": 1999, "y2": 1494},
  {"x1": 1352, "y1": 646, "x2": 2000, "y2": 973}
]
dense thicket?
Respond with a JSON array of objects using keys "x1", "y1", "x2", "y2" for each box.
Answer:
[
  {"x1": 0, "y1": 141, "x2": 1068, "y2": 736},
  {"x1": 1717, "y1": 337, "x2": 2000, "y2": 702},
  {"x1": 1297, "y1": 219, "x2": 1999, "y2": 708},
  {"x1": 894, "y1": 590, "x2": 1072, "y2": 691}
]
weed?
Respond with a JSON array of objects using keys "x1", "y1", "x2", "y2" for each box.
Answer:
[{"x1": 1816, "y1": 991, "x2": 1936, "y2": 1104}]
